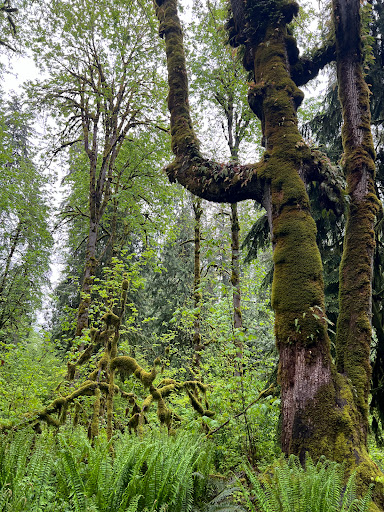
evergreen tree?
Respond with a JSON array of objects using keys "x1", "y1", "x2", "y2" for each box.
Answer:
[{"x1": 0, "y1": 94, "x2": 52, "y2": 341}]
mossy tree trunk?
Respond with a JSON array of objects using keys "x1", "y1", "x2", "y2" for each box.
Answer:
[
  {"x1": 334, "y1": 0, "x2": 380, "y2": 445},
  {"x1": 154, "y1": 0, "x2": 383, "y2": 502}
]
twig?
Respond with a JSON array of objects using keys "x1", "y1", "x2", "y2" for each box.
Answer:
[{"x1": 206, "y1": 384, "x2": 275, "y2": 437}]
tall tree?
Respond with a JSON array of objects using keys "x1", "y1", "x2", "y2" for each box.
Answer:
[
  {"x1": 29, "y1": 0, "x2": 168, "y2": 341},
  {"x1": 154, "y1": 0, "x2": 384, "y2": 500},
  {"x1": 306, "y1": 0, "x2": 384, "y2": 441},
  {"x1": 50, "y1": 129, "x2": 175, "y2": 355},
  {"x1": 0, "y1": 94, "x2": 52, "y2": 340}
]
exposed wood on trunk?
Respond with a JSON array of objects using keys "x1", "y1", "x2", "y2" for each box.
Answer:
[{"x1": 154, "y1": 0, "x2": 384, "y2": 498}]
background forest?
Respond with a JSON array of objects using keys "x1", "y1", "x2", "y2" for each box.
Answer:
[{"x1": 0, "y1": 0, "x2": 383, "y2": 510}]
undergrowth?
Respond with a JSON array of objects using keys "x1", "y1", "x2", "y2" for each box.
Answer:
[
  {"x1": 237, "y1": 454, "x2": 373, "y2": 512},
  {"x1": 0, "y1": 427, "x2": 213, "y2": 512}
]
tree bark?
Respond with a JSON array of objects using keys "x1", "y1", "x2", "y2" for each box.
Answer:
[
  {"x1": 334, "y1": 0, "x2": 380, "y2": 445},
  {"x1": 192, "y1": 197, "x2": 203, "y2": 370},
  {"x1": 154, "y1": 0, "x2": 384, "y2": 500}
]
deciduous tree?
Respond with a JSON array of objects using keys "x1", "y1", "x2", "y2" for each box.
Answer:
[{"x1": 29, "y1": 0, "x2": 168, "y2": 341}]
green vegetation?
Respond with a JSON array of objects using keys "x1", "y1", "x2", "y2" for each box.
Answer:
[
  {"x1": 238, "y1": 455, "x2": 373, "y2": 512},
  {"x1": 0, "y1": 0, "x2": 383, "y2": 510},
  {"x1": 0, "y1": 428, "x2": 213, "y2": 511}
]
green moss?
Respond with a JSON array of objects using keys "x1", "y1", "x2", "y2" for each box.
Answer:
[
  {"x1": 142, "y1": 395, "x2": 153, "y2": 412},
  {"x1": 158, "y1": 378, "x2": 176, "y2": 387},
  {"x1": 136, "y1": 367, "x2": 157, "y2": 388},
  {"x1": 73, "y1": 402, "x2": 81, "y2": 427},
  {"x1": 157, "y1": 398, "x2": 171, "y2": 426},
  {"x1": 111, "y1": 356, "x2": 139, "y2": 379},
  {"x1": 59, "y1": 400, "x2": 68, "y2": 425},
  {"x1": 38, "y1": 413, "x2": 60, "y2": 428},
  {"x1": 128, "y1": 412, "x2": 140, "y2": 433},
  {"x1": 67, "y1": 362, "x2": 76, "y2": 381},
  {"x1": 101, "y1": 311, "x2": 120, "y2": 327}
]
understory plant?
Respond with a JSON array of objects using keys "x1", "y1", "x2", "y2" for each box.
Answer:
[
  {"x1": 0, "y1": 427, "x2": 213, "y2": 512},
  {"x1": 237, "y1": 454, "x2": 373, "y2": 512}
]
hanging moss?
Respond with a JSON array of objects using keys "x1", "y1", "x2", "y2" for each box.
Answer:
[
  {"x1": 157, "y1": 398, "x2": 171, "y2": 426},
  {"x1": 142, "y1": 394, "x2": 153, "y2": 413},
  {"x1": 111, "y1": 356, "x2": 138, "y2": 379},
  {"x1": 158, "y1": 378, "x2": 177, "y2": 387},
  {"x1": 8, "y1": 278, "x2": 215, "y2": 444},
  {"x1": 128, "y1": 412, "x2": 140, "y2": 433},
  {"x1": 73, "y1": 402, "x2": 81, "y2": 427},
  {"x1": 59, "y1": 400, "x2": 69, "y2": 425},
  {"x1": 106, "y1": 372, "x2": 115, "y2": 441},
  {"x1": 38, "y1": 413, "x2": 60, "y2": 428},
  {"x1": 186, "y1": 389, "x2": 215, "y2": 418}
]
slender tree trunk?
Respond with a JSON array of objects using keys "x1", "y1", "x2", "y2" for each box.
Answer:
[
  {"x1": 230, "y1": 202, "x2": 244, "y2": 377},
  {"x1": 227, "y1": 124, "x2": 243, "y2": 361},
  {"x1": 192, "y1": 197, "x2": 203, "y2": 370},
  {"x1": 0, "y1": 222, "x2": 22, "y2": 298},
  {"x1": 231, "y1": 203, "x2": 242, "y2": 330}
]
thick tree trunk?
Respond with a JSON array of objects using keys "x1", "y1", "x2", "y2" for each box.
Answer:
[
  {"x1": 154, "y1": 0, "x2": 384, "y2": 501},
  {"x1": 334, "y1": 0, "x2": 380, "y2": 444},
  {"x1": 250, "y1": 24, "x2": 338, "y2": 458}
]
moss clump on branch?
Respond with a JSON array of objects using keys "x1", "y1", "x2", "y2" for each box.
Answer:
[{"x1": 5, "y1": 278, "x2": 215, "y2": 440}]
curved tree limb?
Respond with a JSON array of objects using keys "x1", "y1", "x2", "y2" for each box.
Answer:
[{"x1": 154, "y1": 0, "x2": 267, "y2": 204}]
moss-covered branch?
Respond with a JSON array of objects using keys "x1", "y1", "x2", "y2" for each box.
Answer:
[
  {"x1": 290, "y1": 42, "x2": 336, "y2": 86},
  {"x1": 154, "y1": 0, "x2": 266, "y2": 203}
]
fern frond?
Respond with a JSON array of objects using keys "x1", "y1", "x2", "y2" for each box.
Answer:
[{"x1": 58, "y1": 438, "x2": 87, "y2": 512}]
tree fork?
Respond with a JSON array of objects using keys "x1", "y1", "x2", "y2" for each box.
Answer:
[{"x1": 154, "y1": 0, "x2": 384, "y2": 500}]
